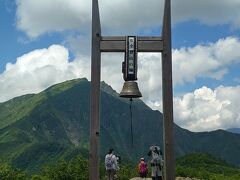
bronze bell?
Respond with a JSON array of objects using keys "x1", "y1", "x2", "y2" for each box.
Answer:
[{"x1": 119, "y1": 81, "x2": 142, "y2": 98}]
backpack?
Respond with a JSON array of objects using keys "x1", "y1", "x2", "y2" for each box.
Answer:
[
  {"x1": 151, "y1": 146, "x2": 162, "y2": 164},
  {"x1": 105, "y1": 155, "x2": 114, "y2": 169},
  {"x1": 139, "y1": 162, "x2": 147, "y2": 174}
]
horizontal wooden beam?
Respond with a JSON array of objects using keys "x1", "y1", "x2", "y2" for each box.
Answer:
[
  {"x1": 138, "y1": 37, "x2": 163, "y2": 52},
  {"x1": 100, "y1": 36, "x2": 163, "y2": 52},
  {"x1": 100, "y1": 36, "x2": 125, "y2": 52}
]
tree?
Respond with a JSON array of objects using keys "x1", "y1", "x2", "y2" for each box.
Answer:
[{"x1": 0, "y1": 162, "x2": 27, "y2": 179}]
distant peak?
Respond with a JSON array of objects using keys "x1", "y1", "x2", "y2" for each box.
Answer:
[
  {"x1": 44, "y1": 78, "x2": 89, "y2": 96},
  {"x1": 100, "y1": 81, "x2": 118, "y2": 96},
  {"x1": 226, "y1": 128, "x2": 240, "y2": 134}
]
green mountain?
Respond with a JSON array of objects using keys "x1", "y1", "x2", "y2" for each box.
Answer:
[
  {"x1": 227, "y1": 128, "x2": 240, "y2": 134},
  {"x1": 0, "y1": 78, "x2": 240, "y2": 172}
]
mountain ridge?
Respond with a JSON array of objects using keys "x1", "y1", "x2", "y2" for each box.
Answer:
[
  {"x1": 226, "y1": 128, "x2": 240, "y2": 134},
  {"x1": 0, "y1": 78, "x2": 240, "y2": 172}
]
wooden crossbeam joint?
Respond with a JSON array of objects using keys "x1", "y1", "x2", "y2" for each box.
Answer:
[{"x1": 100, "y1": 36, "x2": 163, "y2": 52}]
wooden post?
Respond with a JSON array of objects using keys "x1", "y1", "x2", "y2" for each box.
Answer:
[
  {"x1": 89, "y1": 0, "x2": 101, "y2": 179},
  {"x1": 162, "y1": 0, "x2": 175, "y2": 179}
]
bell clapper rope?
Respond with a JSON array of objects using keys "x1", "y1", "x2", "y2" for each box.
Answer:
[{"x1": 129, "y1": 98, "x2": 133, "y2": 146}]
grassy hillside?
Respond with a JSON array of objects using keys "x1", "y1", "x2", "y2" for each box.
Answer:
[
  {"x1": 0, "y1": 153, "x2": 239, "y2": 179},
  {"x1": 0, "y1": 78, "x2": 164, "y2": 172},
  {"x1": 0, "y1": 78, "x2": 90, "y2": 172},
  {"x1": 176, "y1": 153, "x2": 240, "y2": 180}
]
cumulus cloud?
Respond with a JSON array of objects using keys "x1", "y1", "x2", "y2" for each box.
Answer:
[
  {"x1": 16, "y1": 0, "x2": 91, "y2": 38},
  {"x1": 174, "y1": 86, "x2": 240, "y2": 132},
  {"x1": 64, "y1": 33, "x2": 91, "y2": 57},
  {"x1": 16, "y1": 0, "x2": 240, "y2": 38},
  {"x1": 16, "y1": 0, "x2": 162, "y2": 38},
  {"x1": 0, "y1": 45, "x2": 90, "y2": 102},
  {"x1": 173, "y1": 37, "x2": 240, "y2": 85},
  {"x1": 172, "y1": 0, "x2": 240, "y2": 28},
  {"x1": 138, "y1": 53, "x2": 162, "y2": 108}
]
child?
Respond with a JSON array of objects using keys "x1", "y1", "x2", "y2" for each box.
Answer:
[{"x1": 138, "y1": 157, "x2": 148, "y2": 178}]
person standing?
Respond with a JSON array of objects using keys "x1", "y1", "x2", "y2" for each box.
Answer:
[
  {"x1": 105, "y1": 148, "x2": 119, "y2": 180},
  {"x1": 147, "y1": 145, "x2": 163, "y2": 180},
  {"x1": 138, "y1": 157, "x2": 148, "y2": 179}
]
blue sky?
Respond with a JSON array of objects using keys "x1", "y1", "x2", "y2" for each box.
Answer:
[{"x1": 0, "y1": 0, "x2": 240, "y2": 132}]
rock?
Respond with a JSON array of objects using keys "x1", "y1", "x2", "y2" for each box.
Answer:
[
  {"x1": 130, "y1": 177, "x2": 200, "y2": 180},
  {"x1": 130, "y1": 177, "x2": 199, "y2": 180},
  {"x1": 175, "y1": 177, "x2": 200, "y2": 180}
]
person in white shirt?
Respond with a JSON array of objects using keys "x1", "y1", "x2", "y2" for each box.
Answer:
[
  {"x1": 148, "y1": 145, "x2": 163, "y2": 180},
  {"x1": 105, "y1": 148, "x2": 119, "y2": 180}
]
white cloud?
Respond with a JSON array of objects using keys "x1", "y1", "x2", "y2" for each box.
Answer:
[
  {"x1": 16, "y1": 0, "x2": 91, "y2": 38},
  {"x1": 0, "y1": 45, "x2": 90, "y2": 102},
  {"x1": 138, "y1": 53, "x2": 162, "y2": 107},
  {"x1": 16, "y1": 0, "x2": 162, "y2": 38},
  {"x1": 64, "y1": 33, "x2": 91, "y2": 57},
  {"x1": 172, "y1": 0, "x2": 240, "y2": 28},
  {"x1": 174, "y1": 86, "x2": 240, "y2": 132},
  {"x1": 16, "y1": 0, "x2": 240, "y2": 38},
  {"x1": 134, "y1": 37, "x2": 240, "y2": 111},
  {"x1": 173, "y1": 37, "x2": 240, "y2": 85}
]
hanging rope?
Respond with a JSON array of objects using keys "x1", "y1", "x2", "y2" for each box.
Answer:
[{"x1": 129, "y1": 98, "x2": 133, "y2": 146}]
